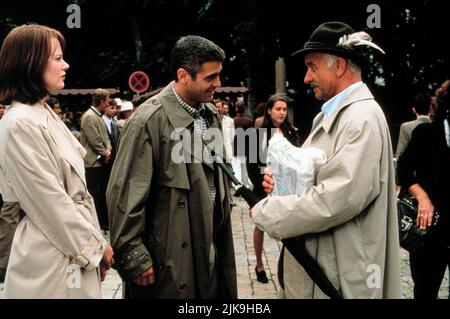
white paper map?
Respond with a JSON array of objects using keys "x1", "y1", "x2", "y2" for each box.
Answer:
[{"x1": 267, "y1": 133, "x2": 326, "y2": 196}]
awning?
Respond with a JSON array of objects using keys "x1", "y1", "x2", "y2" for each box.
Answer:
[
  {"x1": 51, "y1": 88, "x2": 120, "y2": 96},
  {"x1": 132, "y1": 87, "x2": 164, "y2": 103},
  {"x1": 133, "y1": 86, "x2": 249, "y2": 103},
  {"x1": 215, "y1": 86, "x2": 249, "y2": 93}
]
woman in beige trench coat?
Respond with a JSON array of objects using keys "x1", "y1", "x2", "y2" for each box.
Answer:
[{"x1": 0, "y1": 24, "x2": 113, "y2": 298}]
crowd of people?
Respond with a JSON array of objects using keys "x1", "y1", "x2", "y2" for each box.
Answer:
[{"x1": 0, "y1": 21, "x2": 448, "y2": 300}]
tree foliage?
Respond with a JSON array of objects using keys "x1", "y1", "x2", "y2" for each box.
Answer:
[{"x1": 1, "y1": 0, "x2": 448, "y2": 140}]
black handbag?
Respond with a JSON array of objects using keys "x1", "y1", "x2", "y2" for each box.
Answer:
[{"x1": 397, "y1": 195, "x2": 440, "y2": 253}]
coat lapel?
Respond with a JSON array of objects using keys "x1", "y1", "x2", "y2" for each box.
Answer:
[
  {"x1": 307, "y1": 84, "x2": 374, "y2": 142},
  {"x1": 43, "y1": 104, "x2": 88, "y2": 186},
  {"x1": 159, "y1": 84, "x2": 220, "y2": 169},
  {"x1": 157, "y1": 84, "x2": 226, "y2": 202}
]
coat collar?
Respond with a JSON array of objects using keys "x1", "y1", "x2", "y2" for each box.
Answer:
[
  {"x1": 311, "y1": 83, "x2": 374, "y2": 135},
  {"x1": 158, "y1": 82, "x2": 218, "y2": 130},
  {"x1": 11, "y1": 101, "x2": 87, "y2": 185},
  {"x1": 11, "y1": 101, "x2": 49, "y2": 127},
  {"x1": 157, "y1": 82, "x2": 221, "y2": 170}
]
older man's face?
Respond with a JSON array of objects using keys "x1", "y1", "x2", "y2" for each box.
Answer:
[{"x1": 304, "y1": 53, "x2": 338, "y2": 101}]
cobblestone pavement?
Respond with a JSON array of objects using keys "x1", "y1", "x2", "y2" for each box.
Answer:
[
  {"x1": 1, "y1": 193, "x2": 448, "y2": 299},
  {"x1": 231, "y1": 194, "x2": 449, "y2": 299}
]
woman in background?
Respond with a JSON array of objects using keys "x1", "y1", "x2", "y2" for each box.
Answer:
[
  {"x1": 397, "y1": 80, "x2": 450, "y2": 299},
  {"x1": 247, "y1": 94, "x2": 302, "y2": 283}
]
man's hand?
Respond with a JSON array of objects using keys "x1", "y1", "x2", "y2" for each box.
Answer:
[
  {"x1": 101, "y1": 244, "x2": 114, "y2": 269},
  {"x1": 262, "y1": 167, "x2": 275, "y2": 194},
  {"x1": 133, "y1": 267, "x2": 155, "y2": 286},
  {"x1": 98, "y1": 245, "x2": 114, "y2": 282},
  {"x1": 104, "y1": 149, "x2": 112, "y2": 163}
]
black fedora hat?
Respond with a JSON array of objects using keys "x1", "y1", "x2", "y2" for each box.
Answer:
[{"x1": 293, "y1": 21, "x2": 371, "y2": 66}]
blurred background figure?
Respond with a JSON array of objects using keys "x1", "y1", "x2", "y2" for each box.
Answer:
[
  {"x1": 233, "y1": 100, "x2": 253, "y2": 187},
  {"x1": 247, "y1": 94, "x2": 301, "y2": 283},
  {"x1": 253, "y1": 102, "x2": 266, "y2": 129},
  {"x1": 47, "y1": 96, "x2": 64, "y2": 120},
  {"x1": 116, "y1": 100, "x2": 134, "y2": 130},
  {"x1": 215, "y1": 99, "x2": 238, "y2": 206},
  {"x1": 396, "y1": 93, "x2": 431, "y2": 159},
  {"x1": 102, "y1": 98, "x2": 119, "y2": 181},
  {"x1": 397, "y1": 79, "x2": 450, "y2": 299},
  {"x1": 80, "y1": 88, "x2": 112, "y2": 231}
]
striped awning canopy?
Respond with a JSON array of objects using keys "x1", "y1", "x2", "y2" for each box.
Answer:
[
  {"x1": 133, "y1": 86, "x2": 248, "y2": 103},
  {"x1": 215, "y1": 86, "x2": 249, "y2": 93},
  {"x1": 51, "y1": 88, "x2": 120, "y2": 96}
]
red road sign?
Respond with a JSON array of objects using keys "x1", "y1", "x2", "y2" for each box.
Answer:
[{"x1": 128, "y1": 71, "x2": 150, "y2": 93}]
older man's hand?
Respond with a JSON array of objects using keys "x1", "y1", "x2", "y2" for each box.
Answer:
[{"x1": 262, "y1": 167, "x2": 275, "y2": 194}]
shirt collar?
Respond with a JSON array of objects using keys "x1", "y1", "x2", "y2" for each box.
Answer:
[
  {"x1": 171, "y1": 83, "x2": 206, "y2": 119},
  {"x1": 321, "y1": 81, "x2": 363, "y2": 117},
  {"x1": 90, "y1": 105, "x2": 102, "y2": 117}
]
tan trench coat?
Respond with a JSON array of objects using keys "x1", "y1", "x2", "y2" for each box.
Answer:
[
  {"x1": 0, "y1": 102, "x2": 106, "y2": 298},
  {"x1": 253, "y1": 84, "x2": 402, "y2": 298},
  {"x1": 80, "y1": 107, "x2": 111, "y2": 168},
  {"x1": 106, "y1": 84, "x2": 237, "y2": 298}
]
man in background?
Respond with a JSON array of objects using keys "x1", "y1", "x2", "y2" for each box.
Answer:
[{"x1": 80, "y1": 88, "x2": 112, "y2": 231}]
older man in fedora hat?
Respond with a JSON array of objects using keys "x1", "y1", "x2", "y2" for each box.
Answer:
[{"x1": 252, "y1": 21, "x2": 401, "y2": 298}]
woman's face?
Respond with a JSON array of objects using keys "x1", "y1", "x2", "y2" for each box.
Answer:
[
  {"x1": 44, "y1": 37, "x2": 69, "y2": 91},
  {"x1": 268, "y1": 100, "x2": 287, "y2": 127}
]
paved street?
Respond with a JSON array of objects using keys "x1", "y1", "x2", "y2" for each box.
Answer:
[{"x1": 1, "y1": 193, "x2": 448, "y2": 299}]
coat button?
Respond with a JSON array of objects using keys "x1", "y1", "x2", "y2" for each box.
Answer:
[
  {"x1": 179, "y1": 283, "x2": 187, "y2": 290},
  {"x1": 181, "y1": 242, "x2": 189, "y2": 249},
  {"x1": 178, "y1": 200, "x2": 185, "y2": 208},
  {"x1": 159, "y1": 264, "x2": 165, "y2": 270}
]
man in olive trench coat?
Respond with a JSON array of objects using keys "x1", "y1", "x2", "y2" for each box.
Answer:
[{"x1": 106, "y1": 36, "x2": 237, "y2": 299}]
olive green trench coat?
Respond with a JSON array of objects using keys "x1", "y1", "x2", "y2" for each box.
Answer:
[{"x1": 106, "y1": 83, "x2": 237, "y2": 299}]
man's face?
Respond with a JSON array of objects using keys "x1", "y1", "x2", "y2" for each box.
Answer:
[
  {"x1": 105, "y1": 103, "x2": 118, "y2": 118},
  {"x1": 99, "y1": 97, "x2": 110, "y2": 112},
  {"x1": 304, "y1": 53, "x2": 337, "y2": 101},
  {"x1": 215, "y1": 101, "x2": 224, "y2": 113},
  {"x1": 185, "y1": 61, "x2": 222, "y2": 104},
  {"x1": 223, "y1": 103, "x2": 229, "y2": 114},
  {"x1": 52, "y1": 103, "x2": 63, "y2": 120}
]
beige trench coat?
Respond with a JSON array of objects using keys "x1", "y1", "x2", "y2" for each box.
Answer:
[
  {"x1": 253, "y1": 84, "x2": 401, "y2": 298},
  {"x1": 0, "y1": 102, "x2": 106, "y2": 298}
]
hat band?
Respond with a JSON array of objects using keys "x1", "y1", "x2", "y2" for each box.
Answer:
[
  {"x1": 303, "y1": 41, "x2": 337, "y2": 50},
  {"x1": 302, "y1": 41, "x2": 362, "y2": 57}
]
